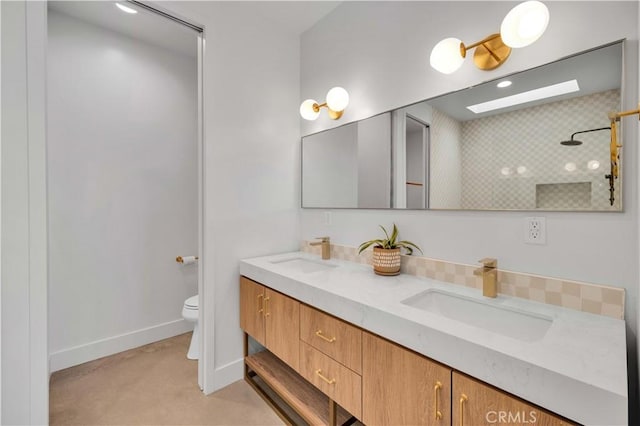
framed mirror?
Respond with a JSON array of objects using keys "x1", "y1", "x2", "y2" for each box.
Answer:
[{"x1": 301, "y1": 41, "x2": 623, "y2": 211}]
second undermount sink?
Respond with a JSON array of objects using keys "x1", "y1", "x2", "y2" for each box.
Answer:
[
  {"x1": 401, "y1": 289, "x2": 553, "y2": 342},
  {"x1": 270, "y1": 257, "x2": 337, "y2": 273}
]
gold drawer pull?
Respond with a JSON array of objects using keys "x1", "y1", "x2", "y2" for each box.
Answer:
[
  {"x1": 315, "y1": 330, "x2": 336, "y2": 343},
  {"x1": 315, "y1": 369, "x2": 336, "y2": 385},
  {"x1": 257, "y1": 294, "x2": 263, "y2": 314},
  {"x1": 434, "y1": 381, "x2": 443, "y2": 420},
  {"x1": 459, "y1": 393, "x2": 468, "y2": 426},
  {"x1": 264, "y1": 296, "x2": 270, "y2": 317}
]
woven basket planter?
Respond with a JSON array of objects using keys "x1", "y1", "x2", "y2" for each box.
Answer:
[{"x1": 372, "y1": 247, "x2": 401, "y2": 276}]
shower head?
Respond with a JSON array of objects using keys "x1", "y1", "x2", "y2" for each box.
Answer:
[
  {"x1": 560, "y1": 138, "x2": 582, "y2": 146},
  {"x1": 561, "y1": 126, "x2": 611, "y2": 147}
]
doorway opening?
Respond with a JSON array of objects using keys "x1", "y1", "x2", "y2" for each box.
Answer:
[
  {"x1": 405, "y1": 115, "x2": 430, "y2": 209},
  {"x1": 46, "y1": 1, "x2": 206, "y2": 416}
]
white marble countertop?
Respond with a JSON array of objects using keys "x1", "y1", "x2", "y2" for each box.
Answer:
[{"x1": 240, "y1": 251, "x2": 628, "y2": 426}]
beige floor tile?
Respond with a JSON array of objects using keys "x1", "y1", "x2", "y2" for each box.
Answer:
[{"x1": 50, "y1": 333, "x2": 284, "y2": 426}]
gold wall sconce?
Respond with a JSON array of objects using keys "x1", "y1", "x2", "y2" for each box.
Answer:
[
  {"x1": 300, "y1": 87, "x2": 349, "y2": 120},
  {"x1": 430, "y1": 1, "x2": 549, "y2": 74}
]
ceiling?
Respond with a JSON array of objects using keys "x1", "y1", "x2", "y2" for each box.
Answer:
[
  {"x1": 427, "y1": 42, "x2": 622, "y2": 122},
  {"x1": 238, "y1": 1, "x2": 342, "y2": 36},
  {"x1": 48, "y1": 1, "x2": 342, "y2": 58}
]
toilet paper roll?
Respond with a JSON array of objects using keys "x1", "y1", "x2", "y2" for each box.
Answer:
[{"x1": 178, "y1": 256, "x2": 198, "y2": 265}]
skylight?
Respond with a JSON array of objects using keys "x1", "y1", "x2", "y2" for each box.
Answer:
[{"x1": 467, "y1": 79, "x2": 580, "y2": 114}]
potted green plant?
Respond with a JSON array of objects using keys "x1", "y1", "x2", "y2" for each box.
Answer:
[{"x1": 358, "y1": 224, "x2": 422, "y2": 276}]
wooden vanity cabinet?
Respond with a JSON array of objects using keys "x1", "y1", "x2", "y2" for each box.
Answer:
[
  {"x1": 452, "y1": 372, "x2": 577, "y2": 426},
  {"x1": 241, "y1": 276, "x2": 578, "y2": 426},
  {"x1": 299, "y1": 341, "x2": 363, "y2": 419},
  {"x1": 239, "y1": 277, "x2": 299, "y2": 370},
  {"x1": 362, "y1": 332, "x2": 452, "y2": 426},
  {"x1": 298, "y1": 305, "x2": 364, "y2": 419},
  {"x1": 239, "y1": 277, "x2": 266, "y2": 344},
  {"x1": 300, "y1": 304, "x2": 362, "y2": 374}
]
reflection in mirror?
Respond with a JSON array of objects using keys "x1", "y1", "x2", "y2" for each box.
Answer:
[
  {"x1": 301, "y1": 41, "x2": 623, "y2": 211},
  {"x1": 302, "y1": 113, "x2": 391, "y2": 208}
]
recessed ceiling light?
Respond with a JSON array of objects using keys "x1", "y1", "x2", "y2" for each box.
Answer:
[
  {"x1": 587, "y1": 160, "x2": 600, "y2": 170},
  {"x1": 497, "y1": 80, "x2": 512, "y2": 88},
  {"x1": 116, "y1": 3, "x2": 137, "y2": 14},
  {"x1": 564, "y1": 162, "x2": 577, "y2": 172},
  {"x1": 467, "y1": 79, "x2": 580, "y2": 114}
]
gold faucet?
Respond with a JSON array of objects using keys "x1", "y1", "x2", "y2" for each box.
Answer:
[
  {"x1": 474, "y1": 258, "x2": 497, "y2": 298},
  {"x1": 310, "y1": 237, "x2": 331, "y2": 260}
]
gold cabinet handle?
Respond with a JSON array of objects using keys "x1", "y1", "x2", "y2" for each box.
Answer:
[
  {"x1": 257, "y1": 294, "x2": 263, "y2": 314},
  {"x1": 459, "y1": 394, "x2": 468, "y2": 426},
  {"x1": 315, "y1": 330, "x2": 336, "y2": 343},
  {"x1": 434, "y1": 381, "x2": 443, "y2": 420},
  {"x1": 264, "y1": 296, "x2": 270, "y2": 317},
  {"x1": 315, "y1": 369, "x2": 336, "y2": 385}
]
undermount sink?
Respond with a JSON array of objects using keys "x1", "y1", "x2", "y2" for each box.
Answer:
[
  {"x1": 401, "y1": 289, "x2": 553, "y2": 342},
  {"x1": 270, "y1": 257, "x2": 337, "y2": 273}
]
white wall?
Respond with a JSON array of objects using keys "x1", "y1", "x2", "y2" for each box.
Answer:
[
  {"x1": 1, "y1": 1, "x2": 48, "y2": 424},
  {"x1": 47, "y1": 11, "x2": 198, "y2": 370},
  {"x1": 300, "y1": 0, "x2": 639, "y2": 410},
  {"x1": 161, "y1": 1, "x2": 302, "y2": 393}
]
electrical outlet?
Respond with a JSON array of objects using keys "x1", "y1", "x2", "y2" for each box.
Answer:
[{"x1": 525, "y1": 217, "x2": 546, "y2": 244}]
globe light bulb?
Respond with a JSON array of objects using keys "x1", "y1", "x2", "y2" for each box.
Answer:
[
  {"x1": 326, "y1": 87, "x2": 349, "y2": 112},
  {"x1": 430, "y1": 38, "x2": 465, "y2": 74},
  {"x1": 501, "y1": 1, "x2": 549, "y2": 48},
  {"x1": 299, "y1": 99, "x2": 320, "y2": 121}
]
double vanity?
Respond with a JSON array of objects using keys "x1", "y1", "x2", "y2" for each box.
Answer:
[{"x1": 239, "y1": 252, "x2": 627, "y2": 425}]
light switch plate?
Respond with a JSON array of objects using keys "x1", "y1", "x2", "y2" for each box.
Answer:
[
  {"x1": 324, "y1": 211, "x2": 332, "y2": 226},
  {"x1": 525, "y1": 217, "x2": 546, "y2": 244}
]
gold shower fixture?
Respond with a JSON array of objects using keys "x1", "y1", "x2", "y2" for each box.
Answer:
[
  {"x1": 606, "y1": 105, "x2": 640, "y2": 205},
  {"x1": 430, "y1": 1, "x2": 549, "y2": 74}
]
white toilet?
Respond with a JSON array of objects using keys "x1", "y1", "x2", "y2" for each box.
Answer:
[{"x1": 182, "y1": 295, "x2": 199, "y2": 360}]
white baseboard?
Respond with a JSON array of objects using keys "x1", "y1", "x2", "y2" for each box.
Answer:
[
  {"x1": 206, "y1": 358, "x2": 244, "y2": 394},
  {"x1": 49, "y1": 319, "x2": 193, "y2": 372}
]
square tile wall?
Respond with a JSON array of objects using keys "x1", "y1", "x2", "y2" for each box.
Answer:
[{"x1": 301, "y1": 241, "x2": 624, "y2": 320}]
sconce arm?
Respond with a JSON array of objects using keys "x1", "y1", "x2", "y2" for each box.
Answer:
[{"x1": 464, "y1": 33, "x2": 502, "y2": 51}]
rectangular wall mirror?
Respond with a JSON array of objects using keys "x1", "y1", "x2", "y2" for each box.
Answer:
[{"x1": 301, "y1": 41, "x2": 623, "y2": 211}]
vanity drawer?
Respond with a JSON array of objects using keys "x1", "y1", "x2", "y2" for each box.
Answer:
[
  {"x1": 299, "y1": 342, "x2": 362, "y2": 420},
  {"x1": 300, "y1": 304, "x2": 362, "y2": 374}
]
